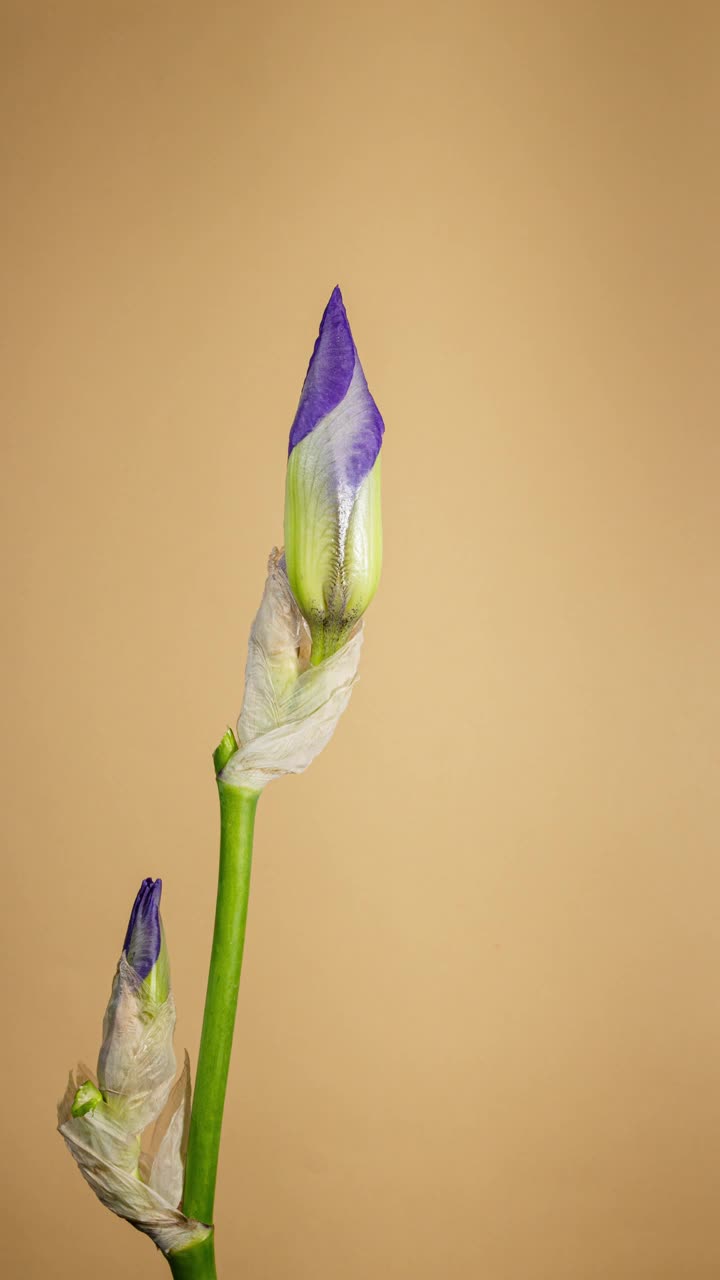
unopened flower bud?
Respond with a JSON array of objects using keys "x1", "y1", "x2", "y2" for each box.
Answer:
[
  {"x1": 123, "y1": 876, "x2": 170, "y2": 1003},
  {"x1": 71, "y1": 1080, "x2": 103, "y2": 1119},
  {"x1": 58, "y1": 878, "x2": 209, "y2": 1254},
  {"x1": 284, "y1": 286, "x2": 384, "y2": 664}
]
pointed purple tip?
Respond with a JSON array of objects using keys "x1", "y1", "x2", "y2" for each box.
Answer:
[
  {"x1": 288, "y1": 285, "x2": 357, "y2": 454},
  {"x1": 123, "y1": 877, "x2": 163, "y2": 979}
]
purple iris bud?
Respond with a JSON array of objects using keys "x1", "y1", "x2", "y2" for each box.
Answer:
[
  {"x1": 284, "y1": 286, "x2": 384, "y2": 664},
  {"x1": 123, "y1": 877, "x2": 169, "y2": 999}
]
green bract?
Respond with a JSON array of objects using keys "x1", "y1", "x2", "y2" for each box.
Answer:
[{"x1": 285, "y1": 449, "x2": 382, "y2": 664}]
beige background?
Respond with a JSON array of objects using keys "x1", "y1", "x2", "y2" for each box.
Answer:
[{"x1": 2, "y1": 3, "x2": 719, "y2": 1277}]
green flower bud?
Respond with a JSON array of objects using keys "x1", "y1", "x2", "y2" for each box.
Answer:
[{"x1": 284, "y1": 287, "x2": 384, "y2": 664}]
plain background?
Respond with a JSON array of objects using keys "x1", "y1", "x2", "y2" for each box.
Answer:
[{"x1": 2, "y1": 3, "x2": 719, "y2": 1277}]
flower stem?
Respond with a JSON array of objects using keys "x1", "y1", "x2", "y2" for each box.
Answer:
[
  {"x1": 178, "y1": 731, "x2": 259, "y2": 1268},
  {"x1": 167, "y1": 1233, "x2": 217, "y2": 1279}
]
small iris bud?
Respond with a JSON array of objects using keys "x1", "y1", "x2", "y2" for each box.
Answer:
[
  {"x1": 71, "y1": 1080, "x2": 103, "y2": 1118},
  {"x1": 284, "y1": 286, "x2": 384, "y2": 664},
  {"x1": 59, "y1": 877, "x2": 210, "y2": 1253},
  {"x1": 98, "y1": 876, "x2": 174, "y2": 1133},
  {"x1": 123, "y1": 876, "x2": 170, "y2": 1004}
]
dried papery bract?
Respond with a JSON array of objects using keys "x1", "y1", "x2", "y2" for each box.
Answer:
[{"x1": 219, "y1": 550, "x2": 363, "y2": 793}]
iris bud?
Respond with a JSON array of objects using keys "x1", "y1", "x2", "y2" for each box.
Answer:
[
  {"x1": 284, "y1": 286, "x2": 384, "y2": 664},
  {"x1": 122, "y1": 876, "x2": 170, "y2": 1003},
  {"x1": 58, "y1": 877, "x2": 209, "y2": 1254},
  {"x1": 71, "y1": 1080, "x2": 103, "y2": 1119}
]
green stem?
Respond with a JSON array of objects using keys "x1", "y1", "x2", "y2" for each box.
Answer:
[
  {"x1": 171, "y1": 732, "x2": 259, "y2": 1276},
  {"x1": 167, "y1": 1234, "x2": 217, "y2": 1280}
]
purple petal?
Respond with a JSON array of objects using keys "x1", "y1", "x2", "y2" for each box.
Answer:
[
  {"x1": 339, "y1": 360, "x2": 385, "y2": 489},
  {"x1": 123, "y1": 877, "x2": 162, "y2": 979},
  {"x1": 288, "y1": 287, "x2": 384, "y2": 483},
  {"x1": 288, "y1": 286, "x2": 354, "y2": 453}
]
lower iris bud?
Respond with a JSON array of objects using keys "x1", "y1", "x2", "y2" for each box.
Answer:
[{"x1": 58, "y1": 878, "x2": 210, "y2": 1254}]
